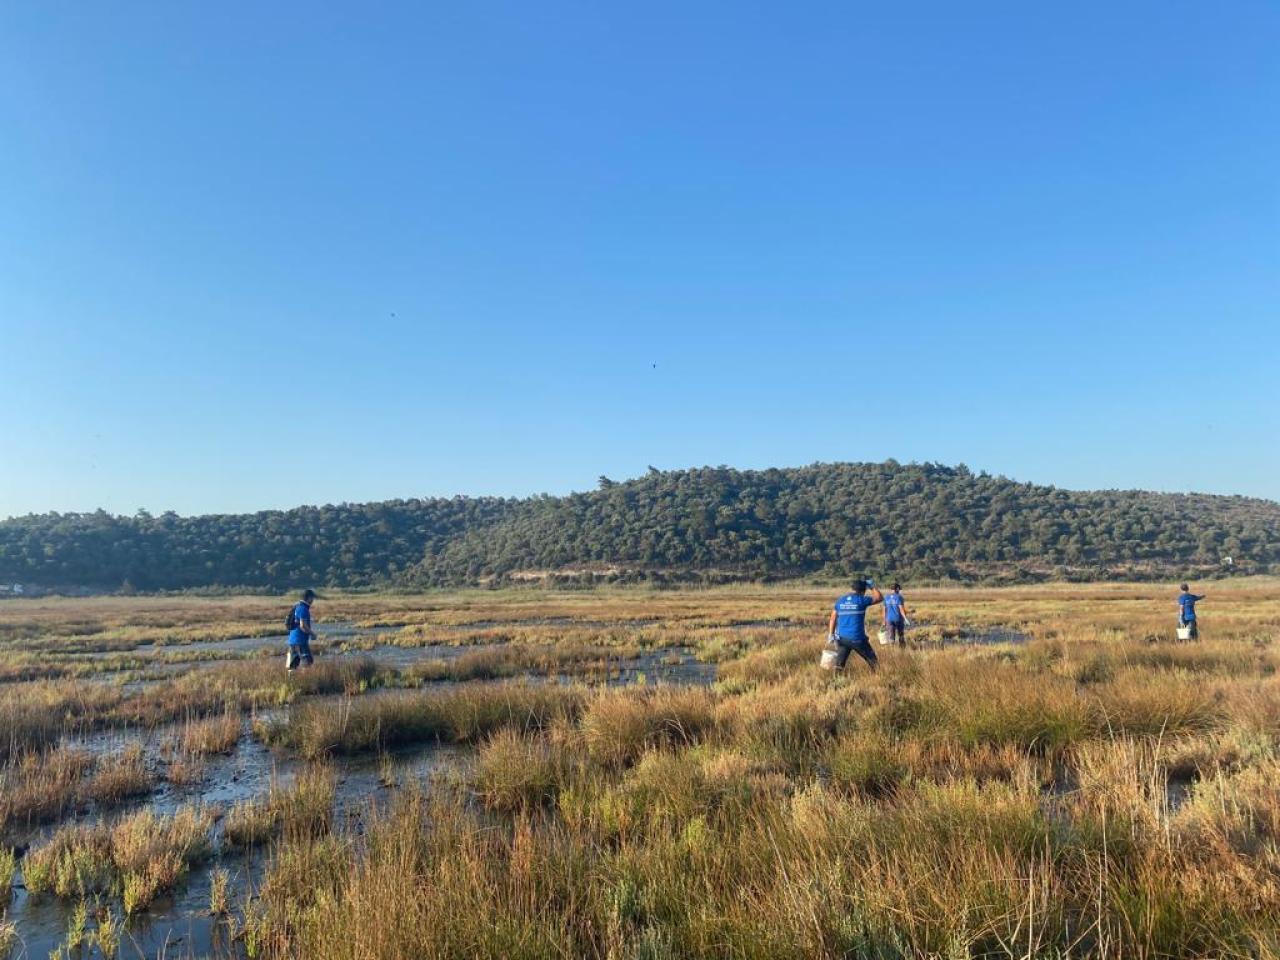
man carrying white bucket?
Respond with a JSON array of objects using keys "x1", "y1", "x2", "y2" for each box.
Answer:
[
  {"x1": 1177, "y1": 583, "x2": 1206, "y2": 640},
  {"x1": 824, "y1": 578, "x2": 884, "y2": 671}
]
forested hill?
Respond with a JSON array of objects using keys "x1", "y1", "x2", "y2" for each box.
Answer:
[{"x1": 1, "y1": 463, "x2": 1277, "y2": 592}]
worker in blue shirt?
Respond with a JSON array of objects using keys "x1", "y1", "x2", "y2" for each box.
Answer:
[
  {"x1": 287, "y1": 588, "x2": 318, "y2": 671},
  {"x1": 882, "y1": 582, "x2": 911, "y2": 647},
  {"x1": 826, "y1": 578, "x2": 884, "y2": 671},
  {"x1": 1177, "y1": 583, "x2": 1205, "y2": 640}
]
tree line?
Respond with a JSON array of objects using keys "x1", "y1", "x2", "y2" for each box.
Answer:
[{"x1": 1, "y1": 463, "x2": 1275, "y2": 592}]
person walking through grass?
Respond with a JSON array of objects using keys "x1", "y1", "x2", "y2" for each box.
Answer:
[
  {"x1": 827, "y1": 578, "x2": 884, "y2": 671},
  {"x1": 882, "y1": 582, "x2": 911, "y2": 647},
  {"x1": 1177, "y1": 583, "x2": 1205, "y2": 640},
  {"x1": 287, "y1": 588, "x2": 318, "y2": 671}
]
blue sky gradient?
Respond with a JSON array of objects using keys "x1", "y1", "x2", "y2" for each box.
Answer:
[{"x1": 2, "y1": 1, "x2": 1277, "y2": 517}]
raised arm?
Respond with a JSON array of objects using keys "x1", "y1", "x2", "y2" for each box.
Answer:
[{"x1": 869, "y1": 586, "x2": 884, "y2": 606}]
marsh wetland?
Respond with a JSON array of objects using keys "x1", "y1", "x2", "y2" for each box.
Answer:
[{"x1": 1, "y1": 582, "x2": 1278, "y2": 958}]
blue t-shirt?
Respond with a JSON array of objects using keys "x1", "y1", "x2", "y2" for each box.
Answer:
[
  {"x1": 834, "y1": 593, "x2": 875, "y2": 642},
  {"x1": 1178, "y1": 593, "x2": 1203, "y2": 622},
  {"x1": 289, "y1": 601, "x2": 312, "y2": 645},
  {"x1": 884, "y1": 592, "x2": 905, "y2": 624}
]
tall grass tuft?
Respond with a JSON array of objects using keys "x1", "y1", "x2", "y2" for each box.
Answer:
[
  {"x1": 473, "y1": 730, "x2": 571, "y2": 812},
  {"x1": 580, "y1": 687, "x2": 717, "y2": 767},
  {"x1": 0, "y1": 845, "x2": 14, "y2": 902},
  {"x1": 112, "y1": 806, "x2": 214, "y2": 914},
  {"x1": 224, "y1": 766, "x2": 336, "y2": 849},
  {"x1": 265, "y1": 683, "x2": 584, "y2": 758}
]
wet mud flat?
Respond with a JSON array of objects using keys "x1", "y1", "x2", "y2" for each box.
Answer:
[
  {"x1": 6, "y1": 725, "x2": 460, "y2": 960},
  {"x1": 112, "y1": 637, "x2": 717, "y2": 691},
  {"x1": 4, "y1": 645, "x2": 716, "y2": 958},
  {"x1": 1, "y1": 607, "x2": 724, "y2": 956}
]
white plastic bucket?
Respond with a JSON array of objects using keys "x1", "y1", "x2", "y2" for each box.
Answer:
[
  {"x1": 820, "y1": 647, "x2": 840, "y2": 669},
  {"x1": 877, "y1": 628, "x2": 890, "y2": 646},
  {"x1": 1176, "y1": 625, "x2": 1193, "y2": 641}
]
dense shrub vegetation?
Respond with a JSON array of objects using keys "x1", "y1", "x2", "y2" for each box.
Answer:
[{"x1": 1, "y1": 462, "x2": 1276, "y2": 591}]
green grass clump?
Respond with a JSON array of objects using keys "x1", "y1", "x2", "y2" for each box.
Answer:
[
  {"x1": 0, "y1": 845, "x2": 15, "y2": 902},
  {"x1": 23, "y1": 824, "x2": 115, "y2": 899},
  {"x1": 24, "y1": 805, "x2": 214, "y2": 913},
  {"x1": 827, "y1": 733, "x2": 910, "y2": 798}
]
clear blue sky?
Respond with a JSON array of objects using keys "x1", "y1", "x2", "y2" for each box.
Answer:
[{"x1": 2, "y1": 1, "x2": 1277, "y2": 518}]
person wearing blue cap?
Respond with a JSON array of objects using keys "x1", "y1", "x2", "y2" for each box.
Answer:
[{"x1": 826, "y1": 578, "x2": 884, "y2": 671}]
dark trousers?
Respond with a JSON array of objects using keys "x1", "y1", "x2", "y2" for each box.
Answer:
[
  {"x1": 286, "y1": 637, "x2": 314, "y2": 670},
  {"x1": 833, "y1": 637, "x2": 878, "y2": 671},
  {"x1": 885, "y1": 620, "x2": 905, "y2": 645}
]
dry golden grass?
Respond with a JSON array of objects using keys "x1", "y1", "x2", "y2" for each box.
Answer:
[
  {"x1": 81, "y1": 743, "x2": 152, "y2": 806},
  {"x1": 0, "y1": 743, "x2": 154, "y2": 835},
  {"x1": 176, "y1": 711, "x2": 241, "y2": 755},
  {"x1": 165, "y1": 754, "x2": 206, "y2": 786},
  {"x1": 0, "y1": 747, "x2": 95, "y2": 830}
]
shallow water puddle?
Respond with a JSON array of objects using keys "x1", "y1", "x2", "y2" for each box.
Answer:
[
  {"x1": 7, "y1": 643, "x2": 716, "y2": 954},
  {"x1": 7, "y1": 738, "x2": 458, "y2": 960}
]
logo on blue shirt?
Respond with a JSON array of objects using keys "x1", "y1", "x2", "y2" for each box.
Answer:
[{"x1": 834, "y1": 593, "x2": 874, "y2": 641}]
